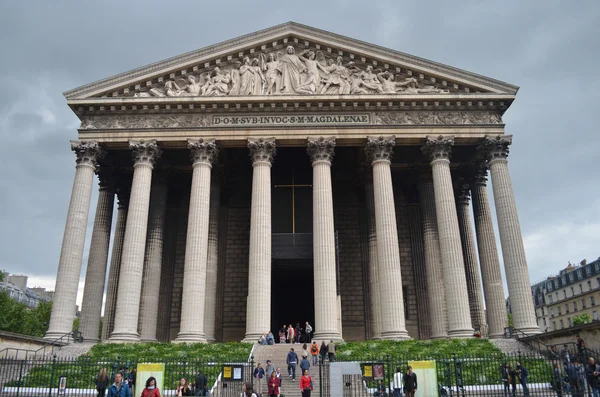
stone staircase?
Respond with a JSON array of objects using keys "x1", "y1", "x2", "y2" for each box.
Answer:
[{"x1": 252, "y1": 344, "x2": 324, "y2": 397}]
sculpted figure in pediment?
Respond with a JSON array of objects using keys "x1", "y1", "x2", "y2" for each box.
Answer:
[
  {"x1": 277, "y1": 45, "x2": 307, "y2": 94},
  {"x1": 260, "y1": 53, "x2": 281, "y2": 95},
  {"x1": 396, "y1": 77, "x2": 450, "y2": 94},
  {"x1": 229, "y1": 61, "x2": 241, "y2": 96},
  {"x1": 298, "y1": 50, "x2": 328, "y2": 91},
  {"x1": 239, "y1": 57, "x2": 256, "y2": 96},
  {"x1": 250, "y1": 58, "x2": 266, "y2": 96},
  {"x1": 320, "y1": 56, "x2": 351, "y2": 95},
  {"x1": 358, "y1": 65, "x2": 384, "y2": 94},
  {"x1": 204, "y1": 67, "x2": 231, "y2": 96}
]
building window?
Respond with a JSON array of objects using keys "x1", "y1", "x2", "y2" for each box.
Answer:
[
  {"x1": 551, "y1": 309, "x2": 555, "y2": 317},
  {"x1": 543, "y1": 318, "x2": 547, "y2": 326},
  {"x1": 562, "y1": 276, "x2": 567, "y2": 285},
  {"x1": 553, "y1": 321, "x2": 557, "y2": 330},
  {"x1": 571, "y1": 286, "x2": 575, "y2": 296},
  {"x1": 566, "y1": 303, "x2": 570, "y2": 313},
  {"x1": 591, "y1": 296, "x2": 596, "y2": 306},
  {"x1": 583, "y1": 298, "x2": 587, "y2": 309},
  {"x1": 560, "y1": 319, "x2": 564, "y2": 329},
  {"x1": 548, "y1": 282, "x2": 553, "y2": 291},
  {"x1": 555, "y1": 280, "x2": 560, "y2": 289},
  {"x1": 568, "y1": 318, "x2": 573, "y2": 327},
  {"x1": 569, "y1": 273, "x2": 575, "y2": 282},
  {"x1": 580, "y1": 284, "x2": 583, "y2": 293},
  {"x1": 589, "y1": 280, "x2": 593, "y2": 290},
  {"x1": 594, "y1": 311, "x2": 599, "y2": 321},
  {"x1": 578, "y1": 269, "x2": 583, "y2": 279},
  {"x1": 563, "y1": 291, "x2": 567, "y2": 299},
  {"x1": 558, "y1": 307, "x2": 562, "y2": 315},
  {"x1": 574, "y1": 301, "x2": 578, "y2": 311},
  {"x1": 587, "y1": 266, "x2": 592, "y2": 276},
  {"x1": 596, "y1": 262, "x2": 600, "y2": 272},
  {"x1": 549, "y1": 295, "x2": 553, "y2": 303}
]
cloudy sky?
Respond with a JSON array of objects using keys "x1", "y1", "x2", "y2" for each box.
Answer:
[{"x1": 0, "y1": 0, "x2": 598, "y2": 308}]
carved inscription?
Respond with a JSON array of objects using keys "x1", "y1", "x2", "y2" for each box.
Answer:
[{"x1": 213, "y1": 114, "x2": 369, "y2": 126}]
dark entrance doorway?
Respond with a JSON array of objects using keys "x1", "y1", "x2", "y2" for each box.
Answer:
[{"x1": 271, "y1": 259, "x2": 314, "y2": 339}]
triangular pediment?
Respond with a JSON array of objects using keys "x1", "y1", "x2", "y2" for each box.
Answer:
[{"x1": 64, "y1": 22, "x2": 518, "y2": 101}]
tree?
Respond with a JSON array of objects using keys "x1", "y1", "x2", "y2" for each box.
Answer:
[
  {"x1": 72, "y1": 316, "x2": 80, "y2": 332},
  {"x1": 573, "y1": 313, "x2": 591, "y2": 326},
  {"x1": 23, "y1": 301, "x2": 52, "y2": 337}
]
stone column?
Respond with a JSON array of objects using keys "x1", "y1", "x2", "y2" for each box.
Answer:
[
  {"x1": 138, "y1": 171, "x2": 169, "y2": 342},
  {"x1": 101, "y1": 184, "x2": 129, "y2": 341},
  {"x1": 79, "y1": 170, "x2": 115, "y2": 342},
  {"x1": 204, "y1": 168, "x2": 222, "y2": 343},
  {"x1": 364, "y1": 176, "x2": 382, "y2": 340},
  {"x1": 176, "y1": 139, "x2": 218, "y2": 342},
  {"x1": 308, "y1": 137, "x2": 342, "y2": 341},
  {"x1": 45, "y1": 141, "x2": 103, "y2": 340},
  {"x1": 422, "y1": 136, "x2": 473, "y2": 337},
  {"x1": 482, "y1": 135, "x2": 540, "y2": 334},
  {"x1": 243, "y1": 138, "x2": 276, "y2": 342},
  {"x1": 454, "y1": 178, "x2": 486, "y2": 334},
  {"x1": 109, "y1": 140, "x2": 161, "y2": 342},
  {"x1": 365, "y1": 136, "x2": 409, "y2": 340},
  {"x1": 417, "y1": 170, "x2": 448, "y2": 339},
  {"x1": 470, "y1": 162, "x2": 507, "y2": 338}
]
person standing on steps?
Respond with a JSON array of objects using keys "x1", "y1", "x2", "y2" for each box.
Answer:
[
  {"x1": 327, "y1": 340, "x2": 336, "y2": 363},
  {"x1": 319, "y1": 341, "x2": 328, "y2": 364},
  {"x1": 300, "y1": 354, "x2": 311, "y2": 375},
  {"x1": 305, "y1": 321, "x2": 313, "y2": 341},
  {"x1": 295, "y1": 323, "x2": 302, "y2": 343},
  {"x1": 253, "y1": 363, "x2": 265, "y2": 396},
  {"x1": 404, "y1": 366, "x2": 417, "y2": 397},
  {"x1": 310, "y1": 341, "x2": 320, "y2": 366},
  {"x1": 287, "y1": 347, "x2": 299, "y2": 381},
  {"x1": 287, "y1": 324, "x2": 295, "y2": 344},
  {"x1": 275, "y1": 367, "x2": 283, "y2": 396},
  {"x1": 302, "y1": 343, "x2": 309, "y2": 358},
  {"x1": 265, "y1": 359, "x2": 275, "y2": 381},
  {"x1": 267, "y1": 371, "x2": 280, "y2": 397},
  {"x1": 300, "y1": 369, "x2": 313, "y2": 397}
]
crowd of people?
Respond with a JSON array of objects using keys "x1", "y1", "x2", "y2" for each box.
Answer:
[
  {"x1": 94, "y1": 369, "x2": 209, "y2": 397},
  {"x1": 258, "y1": 321, "x2": 314, "y2": 345}
]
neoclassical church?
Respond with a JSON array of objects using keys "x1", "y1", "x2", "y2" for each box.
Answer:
[{"x1": 45, "y1": 23, "x2": 539, "y2": 343}]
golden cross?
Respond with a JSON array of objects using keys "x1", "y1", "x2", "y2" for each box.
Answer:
[{"x1": 274, "y1": 170, "x2": 311, "y2": 233}]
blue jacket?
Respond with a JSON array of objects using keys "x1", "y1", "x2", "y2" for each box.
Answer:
[
  {"x1": 286, "y1": 351, "x2": 298, "y2": 365},
  {"x1": 300, "y1": 358, "x2": 311, "y2": 371},
  {"x1": 107, "y1": 382, "x2": 132, "y2": 397}
]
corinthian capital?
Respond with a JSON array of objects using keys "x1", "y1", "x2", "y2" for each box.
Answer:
[
  {"x1": 421, "y1": 135, "x2": 454, "y2": 162},
  {"x1": 129, "y1": 140, "x2": 162, "y2": 166},
  {"x1": 71, "y1": 140, "x2": 104, "y2": 168},
  {"x1": 480, "y1": 135, "x2": 512, "y2": 163},
  {"x1": 469, "y1": 160, "x2": 489, "y2": 186},
  {"x1": 248, "y1": 137, "x2": 276, "y2": 165},
  {"x1": 365, "y1": 136, "x2": 396, "y2": 163},
  {"x1": 307, "y1": 137, "x2": 335, "y2": 164},
  {"x1": 188, "y1": 138, "x2": 218, "y2": 166}
]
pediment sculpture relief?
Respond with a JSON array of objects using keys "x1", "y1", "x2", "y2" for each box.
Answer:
[{"x1": 133, "y1": 45, "x2": 450, "y2": 98}]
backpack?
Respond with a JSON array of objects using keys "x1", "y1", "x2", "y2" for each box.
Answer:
[{"x1": 311, "y1": 345, "x2": 318, "y2": 353}]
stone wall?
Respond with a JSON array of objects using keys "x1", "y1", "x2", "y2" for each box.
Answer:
[
  {"x1": 522, "y1": 322, "x2": 600, "y2": 351},
  {"x1": 0, "y1": 331, "x2": 60, "y2": 358}
]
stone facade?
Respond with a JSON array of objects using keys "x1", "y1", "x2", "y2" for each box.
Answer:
[{"x1": 47, "y1": 23, "x2": 539, "y2": 343}]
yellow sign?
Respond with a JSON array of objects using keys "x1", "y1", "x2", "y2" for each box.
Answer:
[
  {"x1": 363, "y1": 365, "x2": 373, "y2": 378},
  {"x1": 408, "y1": 360, "x2": 437, "y2": 397},
  {"x1": 223, "y1": 366, "x2": 232, "y2": 379},
  {"x1": 136, "y1": 363, "x2": 165, "y2": 396}
]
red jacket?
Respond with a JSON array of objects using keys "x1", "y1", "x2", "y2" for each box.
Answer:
[
  {"x1": 300, "y1": 375, "x2": 312, "y2": 391},
  {"x1": 268, "y1": 377, "x2": 280, "y2": 394},
  {"x1": 141, "y1": 388, "x2": 161, "y2": 397}
]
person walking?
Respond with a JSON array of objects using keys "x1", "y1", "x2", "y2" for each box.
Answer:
[
  {"x1": 586, "y1": 357, "x2": 600, "y2": 397},
  {"x1": 516, "y1": 361, "x2": 530, "y2": 397},
  {"x1": 566, "y1": 360, "x2": 583, "y2": 397},
  {"x1": 295, "y1": 323, "x2": 302, "y2": 343},
  {"x1": 265, "y1": 359, "x2": 276, "y2": 380},
  {"x1": 194, "y1": 370, "x2": 208, "y2": 396},
  {"x1": 267, "y1": 371, "x2": 280, "y2": 397},
  {"x1": 95, "y1": 368, "x2": 109, "y2": 397},
  {"x1": 310, "y1": 341, "x2": 320, "y2": 366},
  {"x1": 175, "y1": 378, "x2": 193, "y2": 396},
  {"x1": 552, "y1": 362, "x2": 563, "y2": 397},
  {"x1": 287, "y1": 347, "x2": 299, "y2": 381},
  {"x1": 576, "y1": 334, "x2": 586, "y2": 361},
  {"x1": 300, "y1": 369, "x2": 313, "y2": 397},
  {"x1": 576, "y1": 360, "x2": 587, "y2": 396},
  {"x1": 327, "y1": 340, "x2": 336, "y2": 363},
  {"x1": 302, "y1": 343, "x2": 309, "y2": 359},
  {"x1": 319, "y1": 341, "x2": 328, "y2": 364},
  {"x1": 253, "y1": 363, "x2": 266, "y2": 396},
  {"x1": 305, "y1": 321, "x2": 313, "y2": 341},
  {"x1": 501, "y1": 362, "x2": 510, "y2": 397},
  {"x1": 403, "y1": 366, "x2": 417, "y2": 397},
  {"x1": 275, "y1": 367, "x2": 283, "y2": 396},
  {"x1": 392, "y1": 367, "x2": 403, "y2": 397},
  {"x1": 300, "y1": 355, "x2": 311, "y2": 375},
  {"x1": 141, "y1": 377, "x2": 161, "y2": 397},
  {"x1": 107, "y1": 373, "x2": 132, "y2": 397},
  {"x1": 287, "y1": 324, "x2": 295, "y2": 344}
]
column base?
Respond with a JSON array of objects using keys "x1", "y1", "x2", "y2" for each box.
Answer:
[
  {"x1": 514, "y1": 325, "x2": 541, "y2": 335},
  {"x1": 313, "y1": 331, "x2": 343, "y2": 343},
  {"x1": 447, "y1": 328, "x2": 475, "y2": 338},
  {"x1": 430, "y1": 334, "x2": 449, "y2": 340},
  {"x1": 242, "y1": 332, "x2": 263, "y2": 344},
  {"x1": 488, "y1": 332, "x2": 505, "y2": 340},
  {"x1": 82, "y1": 337, "x2": 100, "y2": 344},
  {"x1": 175, "y1": 333, "x2": 207, "y2": 343},
  {"x1": 44, "y1": 331, "x2": 71, "y2": 341},
  {"x1": 205, "y1": 337, "x2": 216, "y2": 343},
  {"x1": 107, "y1": 331, "x2": 141, "y2": 343},
  {"x1": 140, "y1": 338, "x2": 158, "y2": 343},
  {"x1": 380, "y1": 330, "x2": 411, "y2": 340}
]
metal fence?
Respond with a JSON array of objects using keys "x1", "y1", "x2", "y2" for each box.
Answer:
[
  {"x1": 316, "y1": 351, "x2": 594, "y2": 397},
  {"x1": 1, "y1": 351, "x2": 597, "y2": 397},
  {"x1": 0, "y1": 355, "x2": 253, "y2": 397}
]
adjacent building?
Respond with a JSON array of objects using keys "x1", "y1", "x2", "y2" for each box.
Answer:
[
  {"x1": 0, "y1": 272, "x2": 53, "y2": 308},
  {"x1": 531, "y1": 259, "x2": 600, "y2": 332}
]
